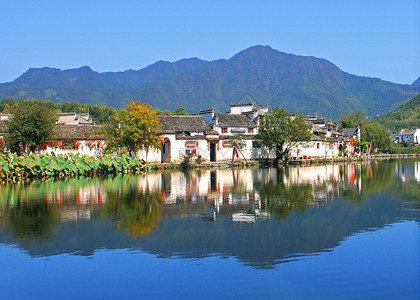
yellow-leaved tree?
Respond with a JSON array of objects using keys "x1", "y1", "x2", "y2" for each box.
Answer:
[{"x1": 105, "y1": 100, "x2": 161, "y2": 161}]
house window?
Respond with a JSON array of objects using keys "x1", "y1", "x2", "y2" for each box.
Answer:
[
  {"x1": 248, "y1": 128, "x2": 254, "y2": 134},
  {"x1": 222, "y1": 128, "x2": 228, "y2": 134},
  {"x1": 252, "y1": 141, "x2": 261, "y2": 148}
]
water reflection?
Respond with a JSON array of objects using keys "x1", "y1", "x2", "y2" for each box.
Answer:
[{"x1": 0, "y1": 159, "x2": 419, "y2": 267}]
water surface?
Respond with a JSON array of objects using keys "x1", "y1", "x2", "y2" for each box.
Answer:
[{"x1": 0, "y1": 160, "x2": 419, "y2": 299}]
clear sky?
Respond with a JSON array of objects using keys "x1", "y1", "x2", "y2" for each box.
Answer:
[{"x1": 1, "y1": 0, "x2": 419, "y2": 84}]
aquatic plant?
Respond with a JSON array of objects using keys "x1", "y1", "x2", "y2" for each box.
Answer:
[{"x1": 0, "y1": 152, "x2": 148, "y2": 183}]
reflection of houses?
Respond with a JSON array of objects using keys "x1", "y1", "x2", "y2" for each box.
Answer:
[{"x1": 394, "y1": 160, "x2": 420, "y2": 183}]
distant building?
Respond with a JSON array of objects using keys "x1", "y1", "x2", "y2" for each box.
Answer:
[
  {"x1": 397, "y1": 129, "x2": 420, "y2": 144},
  {"x1": 56, "y1": 112, "x2": 94, "y2": 126}
]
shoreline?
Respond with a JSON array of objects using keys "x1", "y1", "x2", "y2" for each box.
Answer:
[{"x1": 150, "y1": 153, "x2": 420, "y2": 170}]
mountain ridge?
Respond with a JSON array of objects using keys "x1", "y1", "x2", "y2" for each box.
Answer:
[{"x1": 0, "y1": 45, "x2": 418, "y2": 120}]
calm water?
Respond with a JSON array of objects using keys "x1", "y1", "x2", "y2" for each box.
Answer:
[{"x1": 0, "y1": 160, "x2": 419, "y2": 299}]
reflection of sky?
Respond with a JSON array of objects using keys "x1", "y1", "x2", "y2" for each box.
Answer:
[{"x1": 0, "y1": 221, "x2": 418, "y2": 299}]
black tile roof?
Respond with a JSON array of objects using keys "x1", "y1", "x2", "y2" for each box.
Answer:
[
  {"x1": 399, "y1": 129, "x2": 416, "y2": 136},
  {"x1": 215, "y1": 114, "x2": 257, "y2": 127},
  {"x1": 50, "y1": 125, "x2": 105, "y2": 140},
  {"x1": 342, "y1": 128, "x2": 358, "y2": 137}
]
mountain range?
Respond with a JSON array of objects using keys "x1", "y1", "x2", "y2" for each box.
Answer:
[{"x1": 1, "y1": 45, "x2": 419, "y2": 120}]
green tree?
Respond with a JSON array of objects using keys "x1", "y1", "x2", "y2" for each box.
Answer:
[
  {"x1": 60, "y1": 101, "x2": 116, "y2": 124},
  {"x1": 0, "y1": 98, "x2": 15, "y2": 112},
  {"x1": 105, "y1": 100, "x2": 161, "y2": 159},
  {"x1": 361, "y1": 121, "x2": 393, "y2": 152},
  {"x1": 173, "y1": 107, "x2": 188, "y2": 115},
  {"x1": 340, "y1": 112, "x2": 366, "y2": 128},
  {"x1": 4, "y1": 99, "x2": 58, "y2": 153},
  {"x1": 257, "y1": 107, "x2": 312, "y2": 164}
]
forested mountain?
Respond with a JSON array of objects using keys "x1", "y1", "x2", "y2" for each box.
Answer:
[
  {"x1": 0, "y1": 45, "x2": 418, "y2": 120},
  {"x1": 376, "y1": 94, "x2": 420, "y2": 132},
  {"x1": 412, "y1": 76, "x2": 420, "y2": 87}
]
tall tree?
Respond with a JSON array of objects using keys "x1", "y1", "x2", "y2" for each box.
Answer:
[
  {"x1": 340, "y1": 112, "x2": 366, "y2": 128},
  {"x1": 4, "y1": 99, "x2": 58, "y2": 153},
  {"x1": 105, "y1": 100, "x2": 161, "y2": 159},
  {"x1": 257, "y1": 107, "x2": 312, "y2": 164},
  {"x1": 361, "y1": 121, "x2": 393, "y2": 152}
]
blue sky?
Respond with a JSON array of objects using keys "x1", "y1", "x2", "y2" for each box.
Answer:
[{"x1": 1, "y1": 0, "x2": 419, "y2": 84}]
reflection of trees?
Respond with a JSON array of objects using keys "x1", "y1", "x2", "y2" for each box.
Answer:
[
  {"x1": 341, "y1": 161, "x2": 416, "y2": 204},
  {"x1": 103, "y1": 175, "x2": 164, "y2": 239},
  {"x1": 257, "y1": 168, "x2": 313, "y2": 220},
  {"x1": 0, "y1": 177, "x2": 105, "y2": 239},
  {"x1": 2, "y1": 200, "x2": 59, "y2": 238}
]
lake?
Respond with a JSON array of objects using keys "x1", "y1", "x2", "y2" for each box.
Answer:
[{"x1": 0, "y1": 159, "x2": 419, "y2": 299}]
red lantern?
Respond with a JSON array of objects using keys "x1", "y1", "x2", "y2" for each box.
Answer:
[
  {"x1": 196, "y1": 141, "x2": 199, "y2": 146},
  {"x1": 76, "y1": 141, "x2": 80, "y2": 148},
  {"x1": 44, "y1": 141, "x2": 48, "y2": 148},
  {"x1": 217, "y1": 143, "x2": 220, "y2": 150},
  {"x1": 161, "y1": 138, "x2": 165, "y2": 144},
  {"x1": 207, "y1": 142, "x2": 210, "y2": 149},
  {"x1": 97, "y1": 140, "x2": 101, "y2": 147},
  {"x1": 222, "y1": 140, "x2": 225, "y2": 146},
  {"x1": 185, "y1": 141, "x2": 188, "y2": 146},
  {"x1": 58, "y1": 141, "x2": 63, "y2": 149},
  {"x1": 23, "y1": 143, "x2": 27, "y2": 150}
]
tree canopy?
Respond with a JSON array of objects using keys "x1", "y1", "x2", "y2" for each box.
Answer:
[
  {"x1": 375, "y1": 94, "x2": 420, "y2": 132},
  {"x1": 340, "y1": 112, "x2": 366, "y2": 128},
  {"x1": 257, "y1": 107, "x2": 312, "y2": 163},
  {"x1": 361, "y1": 121, "x2": 393, "y2": 152},
  {"x1": 104, "y1": 100, "x2": 161, "y2": 158},
  {"x1": 4, "y1": 99, "x2": 58, "y2": 153}
]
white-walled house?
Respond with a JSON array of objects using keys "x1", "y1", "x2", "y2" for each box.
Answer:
[
  {"x1": 137, "y1": 115, "x2": 216, "y2": 163},
  {"x1": 398, "y1": 129, "x2": 420, "y2": 144},
  {"x1": 42, "y1": 125, "x2": 106, "y2": 157}
]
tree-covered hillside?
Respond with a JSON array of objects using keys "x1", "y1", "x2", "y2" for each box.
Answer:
[
  {"x1": 0, "y1": 46, "x2": 418, "y2": 120},
  {"x1": 376, "y1": 94, "x2": 420, "y2": 132}
]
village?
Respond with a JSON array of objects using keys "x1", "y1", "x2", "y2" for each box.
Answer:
[{"x1": 1, "y1": 94, "x2": 419, "y2": 165}]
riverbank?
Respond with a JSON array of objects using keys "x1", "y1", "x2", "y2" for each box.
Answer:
[
  {"x1": 150, "y1": 153, "x2": 420, "y2": 170},
  {"x1": 2, "y1": 152, "x2": 419, "y2": 183}
]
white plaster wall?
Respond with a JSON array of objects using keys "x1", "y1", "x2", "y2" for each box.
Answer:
[
  {"x1": 230, "y1": 105, "x2": 253, "y2": 115},
  {"x1": 216, "y1": 126, "x2": 257, "y2": 135},
  {"x1": 291, "y1": 141, "x2": 341, "y2": 159},
  {"x1": 414, "y1": 129, "x2": 420, "y2": 144},
  {"x1": 136, "y1": 147, "x2": 161, "y2": 163},
  {"x1": 42, "y1": 140, "x2": 106, "y2": 158}
]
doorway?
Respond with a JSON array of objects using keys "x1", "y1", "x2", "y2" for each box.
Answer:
[
  {"x1": 161, "y1": 138, "x2": 171, "y2": 163},
  {"x1": 210, "y1": 142, "x2": 216, "y2": 162}
]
